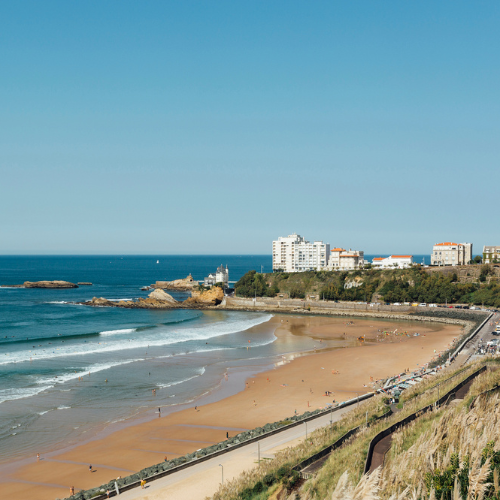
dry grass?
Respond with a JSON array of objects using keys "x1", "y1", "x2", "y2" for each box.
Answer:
[
  {"x1": 298, "y1": 362, "x2": 500, "y2": 500},
  {"x1": 211, "y1": 361, "x2": 494, "y2": 500}
]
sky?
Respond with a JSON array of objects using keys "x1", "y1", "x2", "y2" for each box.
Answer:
[{"x1": 0, "y1": 1, "x2": 498, "y2": 255}]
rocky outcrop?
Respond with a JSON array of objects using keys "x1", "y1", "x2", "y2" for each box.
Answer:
[
  {"x1": 1, "y1": 280, "x2": 78, "y2": 289},
  {"x1": 147, "y1": 288, "x2": 177, "y2": 304},
  {"x1": 77, "y1": 282, "x2": 92, "y2": 286},
  {"x1": 152, "y1": 275, "x2": 197, "y2": 291},
  {"x1": 82, "y1": 289, "x2": 178, "y2": 310},
  {"x1": 80, "y1": 287, "x2": 224, "y2": 310},
  {"x1": 186, "y1": 286, "x2": 224, "y2": 306}
]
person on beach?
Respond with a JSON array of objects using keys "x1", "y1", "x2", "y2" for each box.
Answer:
[
  {"x1": 70, "y1": 486, "x2": 74, "y2": 495},
  {"x1": 158, "y1": 407, "x2": 161, "y2": 414},
  {"x1": 37, "y1": 453, "x2": 40, "y2": 461},
  {"x1": 106, "y1": 490, "x2": 110, "y2": 498},
  {"x1": 89, "y1": 464, "x2": 92, "y2": 472},
  {"x1": 141, "y1": 479, "x2": 146, "y2": 489}
]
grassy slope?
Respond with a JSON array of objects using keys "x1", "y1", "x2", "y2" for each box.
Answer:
[
  {"x1": 236, "y1": 265, "x2": 500, "y2": 307},
  {"x1": 212, "y1": 361, "x2": 494, "y2": 500}
]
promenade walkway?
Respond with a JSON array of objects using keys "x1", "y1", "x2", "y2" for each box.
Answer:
[{"x1": 117, "y1": 405, "x2": 355, "y2": 500}]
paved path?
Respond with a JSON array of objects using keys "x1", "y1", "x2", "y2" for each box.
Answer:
[
  {"x1": 116, "y1": 405, "x2": 356, "y2": 500},
  {"x1": 454, "y1": 312, "x2": 498, "y2": 366}
]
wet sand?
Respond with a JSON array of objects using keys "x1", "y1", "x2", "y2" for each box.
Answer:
[{"x1": 0, "y1": 314, "x2": 462, "y2": 499}]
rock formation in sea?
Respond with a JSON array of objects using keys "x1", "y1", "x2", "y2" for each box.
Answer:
[
  {"x1": 151, "y1": 275, "x2": 197, "y2": 291},
  {"x1": 81, "y1": 286, "x2": 224, "y2": 309},
  {"x1": 1, "y1": 280, "x2": 79, "y2": 289},
  {"x1": 83, "y1": 289, "x2": 179, "y2": 309}
]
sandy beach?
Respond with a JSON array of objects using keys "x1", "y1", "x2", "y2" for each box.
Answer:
[{"x1": 0, "y1": 313, "x2": 462, "y2": 500}]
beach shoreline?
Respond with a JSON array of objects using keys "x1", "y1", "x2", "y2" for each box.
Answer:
[{"x1": 0, "y1": 313, "x2": 464, "y2": 500}]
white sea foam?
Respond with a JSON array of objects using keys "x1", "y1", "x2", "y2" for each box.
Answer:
[
  {"x1": 38, "y1": 410, "x2": 51, "y2": 416},
  {"x1": 0, "y1": 359, "x2": 147, "y2": 405},
  {"x1": 47, "y1": 301, "x2": 69, "y2": 304},
  {"x1": 100, "y1": 328, "x2": 137, "y2": 336},
  {"x1": 0, "y1": 313, "x2": 274, "y2": 366},
  {"x1": 156, "y1": 367, "x2": 206, "y2": 389},
  {"x1": 0, "y1": 385, "x2": 53, "y2": 404},
  {"x1": 34, "y1": 358, "x2": 145, "y2": 387},
  {"x1": 57, "y1": 406, "x2": 70, "y2": 410}
]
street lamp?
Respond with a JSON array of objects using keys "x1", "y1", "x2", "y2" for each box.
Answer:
[
  {"x1": 305, "y1": 421, "x2": 308, "y2": 439},
  {"x1": 219, "y1": 464, "x2": 223, "y2": 484}
]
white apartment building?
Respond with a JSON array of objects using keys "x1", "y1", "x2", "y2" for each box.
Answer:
[
  {"x1": 372, "y1": 255, "x2": 413, "y2": 269},
  {"x1": 431, "y1": 242, "x2": 473, "y2": 266},
  {"x1": 272, "y1": 234, "x2": 330, "y2": 272},
  {"x1": 483, "y1": 246, "x2": 500, "y2": 264},
  {"x1": 327, "y1": 248, "x2": 365, "y2": 271}
]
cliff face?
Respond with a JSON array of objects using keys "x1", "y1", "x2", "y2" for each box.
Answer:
[
  {"x1": 186, "y1": 286, "x2": 224, "y2": 306},
  {"x1": 153, "y1": 275, "x2": 197, "y2": 291}
]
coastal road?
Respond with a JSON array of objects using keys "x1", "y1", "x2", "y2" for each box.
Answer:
[
  {"x1": 454, "y1": 312, "x2": 498, "y2": 366},
  {"x1": 116, "y1": 404, "x2": 356, "y2": 500}
]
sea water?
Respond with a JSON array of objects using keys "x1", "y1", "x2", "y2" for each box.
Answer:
[
  {"x1": 0, "y1": 255, "x2": 291, "y2": 463},
  {"x1": 0, "y1": 254, "x2": 432, "y2": 463}
]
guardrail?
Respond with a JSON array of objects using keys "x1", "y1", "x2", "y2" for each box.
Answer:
[
  {"x1": 363, "y1": 365, "x2": 487, "y2": 475},
  {"x1": 449, "y1": 313, "x2": 493, "y2": 363},
  {"x1": 76, "y1": 393, "x2": 375, "y2": 500}
]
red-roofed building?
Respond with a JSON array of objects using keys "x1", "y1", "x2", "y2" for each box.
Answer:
[
  {"x1": 372, "y1": 255, "x2": 413, "y2": 269},
  {"x1": 327, "y1": 248, "x2": 365, "y2": 270},
  {"x1": 431, "y1": 242, "x2": 472, "y2": 266}
]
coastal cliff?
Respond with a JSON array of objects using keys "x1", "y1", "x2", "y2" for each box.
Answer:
[{"x1": 185, "y1": 286, "x2": 224, "y2": 306}]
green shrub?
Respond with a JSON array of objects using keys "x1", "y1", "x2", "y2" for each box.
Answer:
[
  {"x1": 252, "y1": 481, "x2": 264, "y2": 494},
  {"x1": 263, "y1": 473, "x2": 276, "y2": 487}
]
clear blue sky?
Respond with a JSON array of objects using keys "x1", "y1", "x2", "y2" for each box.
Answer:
[{"x1": 1, "y1": 1, "x2": 498, "y2": 255}]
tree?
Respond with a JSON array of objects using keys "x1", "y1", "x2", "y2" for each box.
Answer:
[
  {"x1": 235, "y1": 270, "x2": 270, "y2": 298},
  {"x1": 474, "y1": 255, "x2": 482, "y2": 264}
]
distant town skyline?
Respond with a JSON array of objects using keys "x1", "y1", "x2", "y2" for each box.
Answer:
[{"x1": 1, "y1": 2, "x2": 499, "y2": 255}]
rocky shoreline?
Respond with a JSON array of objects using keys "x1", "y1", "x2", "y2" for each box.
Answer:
[{"x1": 80, "y1": 286, "x2": 224, "y2": 309}]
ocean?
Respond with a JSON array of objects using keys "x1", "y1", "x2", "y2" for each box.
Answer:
[
  {"x1": 0, "y1": 255, "x2": 284, "y2": 463},
  {"x1": 0, "y1": 254, "x2": 431, "y2": 464}
]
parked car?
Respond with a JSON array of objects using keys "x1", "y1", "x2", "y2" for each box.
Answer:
[
  {"x1": 393, "y1": 302, "x2": 402, "y2": 306},
  {"x1": 429, "y1": 303, "x2": 437, "y2": 307},
  {"x1": 418, "y1": 303, "x2": 427, "y2": 307}
]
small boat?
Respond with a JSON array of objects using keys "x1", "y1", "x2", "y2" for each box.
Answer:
[{"x1": 156, "y1": 260, "x2": 159, "y2": 264}]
